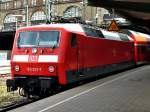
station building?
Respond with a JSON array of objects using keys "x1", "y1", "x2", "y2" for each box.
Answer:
[{"x1": 0, "y1": 0, "x2": 108, "y2": 31}]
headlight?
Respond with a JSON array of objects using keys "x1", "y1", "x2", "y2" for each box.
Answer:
[
  {"x1": 14, "y1": 65, "x2": 20, "y2": 72},
  {"x1": 48, "y1": 66, "x2": 55, "y2": 73}
]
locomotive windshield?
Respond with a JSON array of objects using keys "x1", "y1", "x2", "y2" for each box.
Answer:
[{"x1": 18, "y1": 31, "x2": 60, "y2": 48}]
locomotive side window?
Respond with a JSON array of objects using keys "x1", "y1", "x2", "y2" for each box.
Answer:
[
  {"x1": 101, "y1": 30, "x2": 122, "y2": 41},
  {"x1": 96, "y1": 30, "x2": 105, "y2": 38},
  {"x1": 118, "y1": 33, "x2": 130, "y2": 41},
  {"x1": 71, "y1": 33, "x2": 77, "y2": 47},
  {"x1": 84, "y1": 27, "x2": 93, "y2": 37},
  {"x1": 83, "y1": 27, "x2": 99, "y2": 38},
  {"x1": 18, "y1": 31, "x2": 60, "y2": 48}
]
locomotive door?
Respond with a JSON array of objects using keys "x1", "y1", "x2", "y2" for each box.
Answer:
[
  {"x1": 71, "y1": 33, "x2": 84, "y2": 78},
  {"x1": 71, "y1": 33, "x2": 85, "y2": 80},
  {"x1": 76, "y1": 35, "x2": 84, "y2": 77}
]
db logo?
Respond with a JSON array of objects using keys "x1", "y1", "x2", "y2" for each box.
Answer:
[{"x1": 29, "y1": 55, "x2": 38, "y2": 62}]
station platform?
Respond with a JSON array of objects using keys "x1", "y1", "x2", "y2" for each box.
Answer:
[{"x1": 9, "y1": 65, "x2": 150, "y2": 112}]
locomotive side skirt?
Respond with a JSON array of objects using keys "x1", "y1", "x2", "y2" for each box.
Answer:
[{"x1": 66, "y1": 61, "x2": 135, "y2": 83}]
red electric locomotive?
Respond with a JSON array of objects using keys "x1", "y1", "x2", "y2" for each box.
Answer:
[{"x1": 7, "y1": 24, "x2": 135, "y2": 97}]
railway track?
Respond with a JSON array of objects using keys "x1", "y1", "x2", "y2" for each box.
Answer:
[
  {"x1": 0, "y1": 97, "x2": 39, "y2": 112},
  {"x1": 0, "y1": 84, "x2": 69, "y2": 112}
]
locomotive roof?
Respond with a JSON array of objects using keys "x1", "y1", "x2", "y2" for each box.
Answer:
[
  {"x1": 18, "y1": 23, "x2": 85, "y2": 35},
  {"x1": 17, "y1": 23, "x2": 133, "y2": 42},
  {"x1": 101, "y1": 30, "x2": 133, "y2": 42}
]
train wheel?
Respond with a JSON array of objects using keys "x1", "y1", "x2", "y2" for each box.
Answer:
[{"x1": 19, "y1": 88, "x2": 29, "y2": 97}]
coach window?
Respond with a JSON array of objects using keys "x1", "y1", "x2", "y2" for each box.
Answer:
[
  {"x1": 141, "y1": 46, "x2": 146, "y2": 54},
  {"x1": 71, "y1": 33, "x2": 77, "y2": 47},
  {"x1": 146, "y1": 46, "x2": 150, "y2": 52}
]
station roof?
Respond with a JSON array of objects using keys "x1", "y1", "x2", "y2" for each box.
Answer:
[{"x1": 88, "y1": 0, "x2": 150, "y2": 33}]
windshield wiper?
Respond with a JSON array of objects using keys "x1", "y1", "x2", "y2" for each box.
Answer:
[
  {"x1": 19, "y1": 44, "x2": 37, "y2": 48},
  {"x1": 51, "y1": 43, "x2": 57, "y2": 49}
]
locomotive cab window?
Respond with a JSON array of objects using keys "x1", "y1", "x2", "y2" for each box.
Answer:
[
  {"x1": 18, "y1": 31, "x2": 60, "y2": 48},
  {"x1": 71, "y1": 33, "x2": 77, "y2": 47}
]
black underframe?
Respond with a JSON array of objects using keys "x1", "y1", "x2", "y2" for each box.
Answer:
[{"x1": 66, "y1": 61, "x2": 135, "y2": 83}]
